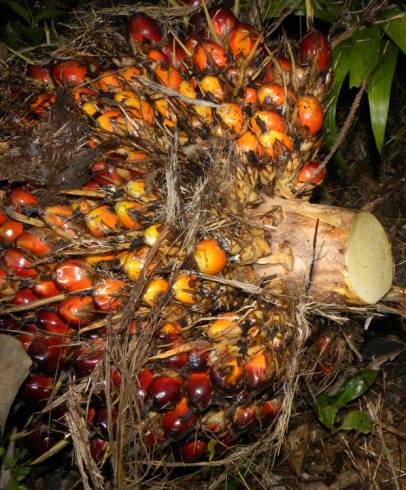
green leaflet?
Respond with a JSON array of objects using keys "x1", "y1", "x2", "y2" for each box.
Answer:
[
  {"x1": 349, "y1": 26, "x2": 381, "y2": 88},
  {"x1": 0, "y1": 0, "x2": 31, "y2": 24},
  {"x1": 324, "y1": 39, "x2": 351, "y2": 164},
  {"x1": 34, "y1": 9, "x2": 65, "y2": 23},
  {"x1": 382, "y1": 8, "x2": 406, "y2": 55},
  {"x1": 368, "y1": 40, "x2": 399, "y2": 153},
  {"x1": 332, "y1": 369, "x2": 378, "y2": 408}
]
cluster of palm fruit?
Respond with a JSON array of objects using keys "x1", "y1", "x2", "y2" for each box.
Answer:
[{"x1": 1, "y1": 3, "x2": 332, "y2": 465}]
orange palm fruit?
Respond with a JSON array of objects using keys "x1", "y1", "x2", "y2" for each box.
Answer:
[
  {"x1": 9, "y1": 188, "x2": 39, "y2": 211},
  {"x1": 243, "y1": 86, "x2": 257, "y2": 104},
  {"x1": 236, "y1": 130, "x2": 260, "y2": 155},
  {"x1": 154, "y1": 64, "x2": 182, "y2": 89},
  {"x1": 0, "y1": 220, "x2": 24, "y2": 244},
  {"x1": 257, "y1": 84, "x2": 295, "y2": 107},
  {"x1": 194, "y1": 239, "x2": 227, "y2": 275},
  {"x1": 259, "y1": 130, "x2": 293, "y2": 158},
  {"x1": 55, "y1": 260, "x2": 94, "y2": 292},
  {"x1": 58, "y1": 295, "x2": 94, "y2": 327},
  {"x1": 250, "y1": 110, "x2": 286, "y2": 135},
  {"x1": 114, "y1": 201, "x2": 143, "y2": 229},
  {"x1": 96, "y1": 71, "x2": 122, "y2": 92},
  {"x1": 30, "y1": 93, "x2": 57, "y2": 114},
  {"x1": 118, "y1": 246, "x2": 154, "y2": 280},
  {"x1": 200, "y1": 75, "x2": 225, "y2": 101},
  {"x1": 172, "y1": 274, "x2": 198, "y2": 305},
  {"x1": 192, "y1": 41, "x2": 227, "y2": 71},
  {"x1": 229, "y1": 23, "x2": 259, "y2": 59},
  {"x1": 207, "y1": 313, "x2": 242, "y2": 342},
  {"x1": 298, "y1": 160, "x2": 326, "y2": 184},
  {"x1": 143, "y1": 278, "x2": 169, "y2": 307},
  {"x1": 3, "y1": 249, "x2": 37, "y2": 277},
  {"x1": 42, "y1": 205, "x2": 78, "y2": 240},
  {"x1": 16, "y1": 229, "x2": 53, "y2": 256},
  {"x1": 297, "y1": 95, "x2": 323, "y2": 135},
  {"x1": 216, "y1": 103, "x2": 243, "y2": 135},
  {"x1": 84, "y1": 205, "x2": 121, "y2": 237},
  {"x1": 93, "y1": 278, "x2": 126, "y2": 311},
  {"x1": 51, "y1": 61, "x2": 87, "y2": 85},
  {"x1": 121, "y1": 65, "x2": 142, "y2": 81}
]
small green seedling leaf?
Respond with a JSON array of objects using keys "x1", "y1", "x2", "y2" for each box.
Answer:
[
  {"x1": 3, "y1": 21, "x2": 21, "y2": 49},
  {"x1": 315, "y1": 402, "x2": 337, "y2": 430},
  {"x1": 368, "y1": 40, "x2": 399, "y2": 153},
  {"x1": 332, "y1": 369, "x2": 378, "y2": 409},
  {"x1": 349, "y1": 26, "x2": 380, "y2": 88},
  {"x1": 340, "y1": 410, "x2": 373, "y2": 434}
]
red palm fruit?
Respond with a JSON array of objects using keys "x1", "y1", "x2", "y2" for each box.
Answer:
[
  {"x1": 114, "y1": 201, "x2": 143, "y2": 229},
  {"x1": 162, "y1": 350, "x2": 188, "y2": 370},
  {"x1": 93, "y1": 278, "x2": 126, "y2": 311},
  {"x1": 142, "y1": 421, "x2": 166, "y2": 448},
  {"x1": 148, "y1": 376, "x2": 183, "y2": 410},
  {"x1": 185, "y1": 372, "x2": 213, "y2": 410},
  {"x1": 0, "y1": 220, "x2": 24, "y2": 244},
  {"x1": 33, "y1": 279, "x2": 60, "y2": 298},
  {"x1": 143, "y1": 278, "x2": 169, "y2": 307},
  {"x1": 195, "y1": 41, "x2": 228, "y2": 71},
  {"x1": 26, "y1": 425, "x2": 59, "y2": 457},
  {"x1": 229, "y1": 23, "x2": 259, "y2": 59},
  {"x1": 58, "y1": 295, "x2": 94, "y2": 327},
  {"x1": 16, "y1": 323, "x2": 38, "y2": 351},
  {"x1": 216, "y1": 102, "x2": 244, "y2": 134},
  {"x1": 250, "y1": 110, "x2": 286, "y2": 135},
  {"x1": 11, "y1": 288, "x2": 38, "y2": 305},
  {"x1": 233, "y1": 403, "x2": 258, "y2": 430},
  {"x1": 180, "y1": 439, "x2": 207, "y2": 462},
  {"x1": 244, "y1": 86, "x2": 257, "y2": 105},
  {"x1": 29, "y1": 335, "x2": 67, "y2": 373},
  {"x1": 20, "y1": 373, "x2": 53, "y2": 406},
  {"x1": 0, "y1": 212, "x2": 6, "y2": 224},
  {"x1": 90, "y1": 437, "x2": 108, "y2": 462},
  {"x1": 187, "y1": 349, "x2": 209, "y2": 371},
  {"x1": 94, "y1": 407, "x2": 119, "y2": 436},
  {"x1": 91, "y1": 161, "x2": 122, "y2": 185},
  {"x1": 210, "y1": 349, "x2": 243, "y2": 391},
  {"x1": 163, "y1": 37, "x2": 187, "y2": 67},
  {"x1": 96, "y1": 71, "x2": 122, "y2": 92},
  {"x1": 155, "y1": 322, "x2": 183, "y2": 343},
  {"x1": 37, "y1": 311, "x2": 71, "y2": 335},
  {"x1": 3, "y1": 249, "x2": 37, "y2": 277},
  {"x1": 9, "y1": 188, "x2": 39, "y2": 211},
  {"x1": 55, "y1": 260, "x2": 94, "y2": 292},
  {"x1": 297, "y1": 95, "x2": 323, "y2": 135},
  {"x1": 172, "y1": 273, "x2": 198, "y2": 305},
  {"x1": 300, "y1": 30, "x2": 331, "y2": 71},
  {"x1": 261, "y1": 398, "x2": 281, "y2": 424},
  {"x1": 264, "y1": 57, "x2": 291, "y2": 83},
  {"x1": 184, "y1": 34, "x2": 199, "y2": 55},
  {"x1": 136, "y1": 368, "x2": 155, "y2": 403},
  {"x1": 259, "y1": 130, "x2": 293, "y2": 159},
  {"x1": 30, "y1": 93, "x2": 57, "y2": 114},
  {"x1": 72, "y1": 348, "x2": 104, "y2": 376},
  {"x1": 51, "y1": 60, "x2": 87, "y2": 85},
  {"x1": 154, "y1": 64, "x2": 182, "y2": 89},
  {"x1": 16, "y1": 228, "x2": 53, "y2": 256},
  {"x1": 162, "y1": 397, "x2": 198, "y2": 439},
  {"x1": 298, "y1": 160, "x2": 326, "y2": 184},
  {"x1": 27, "y1": 65, "x2": 50, "y2": 83},
  {"x1": 245, "y1": 349, "x2": 274, "y2": 388},
  {"x1": 194, "y1": 239, "x2": 227, "y2": 275},
  {"x1": 128, "y1": 13, "x2": 162, "y2": 45},
  {"x1": 42, "y1": 205, "x2": 78, "y2": 240},
  {"x1": 210, "y1": 8, "x2": 237, "y2": 39},
  {"x1": 85, "y1": 205, "x2": 121, "y2": 238}
]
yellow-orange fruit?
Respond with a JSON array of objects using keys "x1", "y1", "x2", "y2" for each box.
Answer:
[
  {"x1": 297, "y1": 95, "x2": 323, "y2": 135},
  {"x1": 143, "y1": 278, "x2": 169, "y2": 307},
  {"x1": 172, "y1": 274, "x2": 197, "y2": 305},
  {"x1": 194, "y1": 239, "x2": 227, "y2": 275}
]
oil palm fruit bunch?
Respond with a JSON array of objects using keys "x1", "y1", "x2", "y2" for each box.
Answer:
[{"x1": 0, "y1": 4, "x2": 337, "y2": 466}]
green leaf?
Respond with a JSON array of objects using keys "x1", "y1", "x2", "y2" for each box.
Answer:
[
  {"x1": 0, "y1": 447, "x2": 5, "y2": 458},
  {"x1": 3, "y1": 21, "x2": 21, "y2": 49},
  {"x1": 34, "y1": 9, "x2": 65, "y2": 23},
  {"x1": 349, "y1": 26, "x2": 381, "y2": 88},
  {"x1": 324, "y1": 39, "x2": 352, "y2": 164},
  {"x1": 0, "y1": 1, "x2": 31, "y2": 24},
  {"x1": 315, "y1": 403, "x2": 337, "y2": 430},
  {"x1": 367, "y1": 40, "x2": 398, "y2": 153},
  {"x1": 382, "y1": 8, "x2": 406, "y2": 55},
  {"x1": 340, "y1": 410, "x2": 373, "y2": 434},
  {"x1": 332, "y1": 370, "x2": 378, "y2": 409},
  {"x1": 19, "y1": 24, "x2": 44, "y2": 45}
]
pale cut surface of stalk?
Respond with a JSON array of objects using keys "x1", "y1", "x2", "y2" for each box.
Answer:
[{"x1": 252, "y1": 196, "x2": 393, "y2": 305}]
